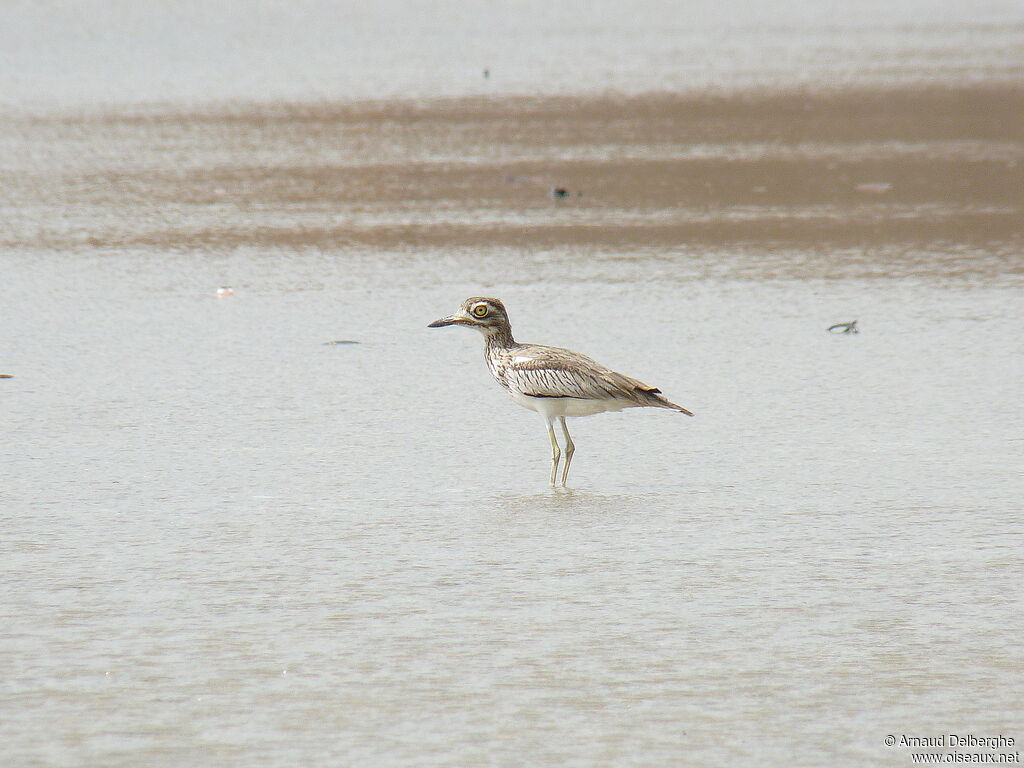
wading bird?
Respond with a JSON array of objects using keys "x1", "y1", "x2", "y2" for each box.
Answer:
[{"x1": 428, "y1": 297, "x2": 693, "y2": 485}]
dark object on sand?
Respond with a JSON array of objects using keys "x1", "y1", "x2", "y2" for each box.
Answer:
[
  {"x1": 551, "y1": 187, "x2": 569, "y2": 199},
  {"x1": 323, "y1": 340, "x2": 361, "y2": 345},
  {"x1": 828, "y1": 321, "x2": 859, "y2": 334},
  {"x1": 0, "y1": 373, "x2": 12, "y2": 379}
]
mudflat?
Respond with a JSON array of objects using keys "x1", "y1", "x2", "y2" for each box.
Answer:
[{"x1": 5, "y1": 84, "x2": 1022, "y2": 257}]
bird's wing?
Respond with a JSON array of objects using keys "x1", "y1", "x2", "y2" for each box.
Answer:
[{"x1": 504, "y1": 345, "x2": 661, "y2": 402}]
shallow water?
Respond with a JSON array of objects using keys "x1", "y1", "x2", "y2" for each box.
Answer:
[
  {"x1": 3, "y1": 244, "x2": 1022, "y2": 766},
  {"x1": 2, "y1": 0, "x2": 1023, "y2": 109}
]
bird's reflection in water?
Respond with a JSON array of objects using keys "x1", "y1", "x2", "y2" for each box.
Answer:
[{"x1": 492, "y1": 488, "x2": 668, "y2": 520}]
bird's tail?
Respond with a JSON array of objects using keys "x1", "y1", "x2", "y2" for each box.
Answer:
[
  {"x1": 642, "y1": 388, "x2": 694, "y2": 416},
  {"x1": 664, "y1": 399, "x2": 694, "y2": 416}
]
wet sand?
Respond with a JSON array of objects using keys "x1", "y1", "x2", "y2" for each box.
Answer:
[{"x1": 4, "y1": 84, "x2": 1023, "y2": 258}]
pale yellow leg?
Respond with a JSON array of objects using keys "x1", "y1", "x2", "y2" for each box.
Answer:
[
  {"x1": 559, "y1": 416, "x2": 575, "y2": 486},
  {"x1": 546, "y1": 419, "x2": 561, "y2": 486}
]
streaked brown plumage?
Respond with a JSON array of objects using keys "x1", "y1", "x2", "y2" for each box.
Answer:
[{"x1": 428, "y1": 297, "x2": 693, "y2": 486}]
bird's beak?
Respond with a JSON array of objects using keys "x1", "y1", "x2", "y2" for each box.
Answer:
[{"x1": 428, "y1": 312, "x2": 470, "y2": 328}]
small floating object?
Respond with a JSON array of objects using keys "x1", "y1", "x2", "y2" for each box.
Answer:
[
  {"x1": 323, "y1": 340, "x2": 361, "y2": 346},
  {"x1": 828, "y1": 320, "x2": 859, "y2": 334},
  {"x1": 216, "y1": 286, "x2": 234, "y2": 296},
  {"x1": 483, "y1": 68, "x2": 490, "y2": 79},
  {"x1": 551, "y1": 186, "x2": 570, "y2": 199},
  {"x1": 0, "y1": 373, "x2": 12, "y2": 379},
  {"x1": 854, "y1": 182, "x2": 892, "y2": 194}
]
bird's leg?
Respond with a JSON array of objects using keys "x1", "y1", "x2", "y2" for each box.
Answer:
[
  {"x1": 559, "y1": 416, "x2": 575, "y2": 486},
  {"x1": 546, "y1": 418, "x2": 561, "y2": 486}
]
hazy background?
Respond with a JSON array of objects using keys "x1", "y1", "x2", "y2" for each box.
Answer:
[{"x1": 1, "y1": 0, "x2": 1023, "y2": 109}]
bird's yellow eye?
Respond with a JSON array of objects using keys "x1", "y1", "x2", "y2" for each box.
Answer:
[{"x1": 472, "y1": 304, "x2": 489, "y2": 318}]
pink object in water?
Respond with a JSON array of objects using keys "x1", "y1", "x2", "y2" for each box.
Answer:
[{"x1": 216, "y1": 287, "x2": 234, "y2": 296}]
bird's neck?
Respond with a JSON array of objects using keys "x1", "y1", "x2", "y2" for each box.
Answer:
[{"x1": 484, "y1": 325, "x2": 516, "y2": 351}]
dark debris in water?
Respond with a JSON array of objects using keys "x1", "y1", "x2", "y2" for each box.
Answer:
[{"x1": 828, "y1": 321, "x2": 859, "y2": 334}]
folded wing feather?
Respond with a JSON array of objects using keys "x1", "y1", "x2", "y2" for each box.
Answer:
[{"x1": 505, "y1": 346, "x2": 661, "y2": 403}]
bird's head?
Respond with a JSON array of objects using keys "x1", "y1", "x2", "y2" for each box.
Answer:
[{"x1": 428, "y1": 297, "x2": 511, "y2": 337}]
